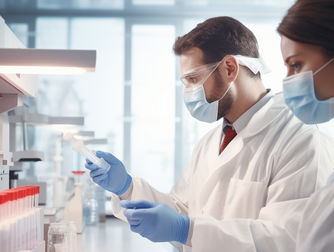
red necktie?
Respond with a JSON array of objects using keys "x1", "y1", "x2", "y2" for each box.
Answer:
[{"x1": 220, "y1": 126, "x2": 237, "y2": 154}]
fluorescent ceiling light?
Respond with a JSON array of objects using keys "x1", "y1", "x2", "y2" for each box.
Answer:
[
  {"x1": 0, "y1": 48, "x2": 96, "y2": 74},
  {"x1": 0, "y1": 66, "x2": 86, "y2": 75}
]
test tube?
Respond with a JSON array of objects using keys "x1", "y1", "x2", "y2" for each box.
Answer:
[
  {"x1": 13, "y1": 188, "x2": 24, "y2": 215},
  {"x1": 34, "y1": 186, "x2": 40, "y2": 207},
  {"x1": 0, "y1": 186, "x2": 42, "y2": 251},
  {"x1": 63, "y1": 132, "x2": 110, "y2": 170},
  {"x1": 0, "y1": 192, "x2": 7, "y2": 222}
]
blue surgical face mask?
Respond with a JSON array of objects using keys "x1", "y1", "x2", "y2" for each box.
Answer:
[
  {"x1": 183, "y1": 83, "x2": 233, "y2": 123},
  {"x1": 283, "y1": 58, "x2": 334, "y2": 124}
]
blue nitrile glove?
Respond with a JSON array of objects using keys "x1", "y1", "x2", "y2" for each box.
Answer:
[
  {"x1": 121, "y1": 200, "x2": 190, "y2": 244},
  {"x1": 85, "y1": 151, "x2": 132, "y2": 195}
]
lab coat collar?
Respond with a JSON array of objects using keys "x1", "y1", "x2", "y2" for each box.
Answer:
[
  {"x1": 230, "y1": 89, "x2": 273, "y2": 134},
  {"x1": 212, "y1": 92, "x2": 287, "y2": 165},
  {"x1": 240, "y1": 92, "x2": 288, "y2": 139}
]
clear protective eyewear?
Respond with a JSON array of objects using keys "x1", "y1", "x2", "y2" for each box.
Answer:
[{"x1": 180, "y1": 59, "x2": 223, "y2": 88}]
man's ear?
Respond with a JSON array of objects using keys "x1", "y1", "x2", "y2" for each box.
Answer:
[{"x1": 221, "y1": 55, "x2": 239, "y2": 82}]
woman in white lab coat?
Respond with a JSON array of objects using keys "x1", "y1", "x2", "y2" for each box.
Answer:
[
  {"x1": 277, "y1": 0, "x2": 334, "y2": 251},
  {"x1": 87, "y1": 16, "x2": 334, "y2": 252}
]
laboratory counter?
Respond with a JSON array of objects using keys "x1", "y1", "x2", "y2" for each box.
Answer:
[{"x1": 77, "y1": 217, "x2": 175, "y2": 252}]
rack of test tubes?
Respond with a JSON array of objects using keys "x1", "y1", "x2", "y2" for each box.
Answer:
[{"x1": 0, "y1": 186, "x2": 45, "y2": 252}]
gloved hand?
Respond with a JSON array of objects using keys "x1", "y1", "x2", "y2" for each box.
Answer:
[
  {"x1": 121, "y1": 200, "x2": 190, "y2": 244},
  {"x1": 85, "y1": 151, "x2": 132, "y2": 195}
]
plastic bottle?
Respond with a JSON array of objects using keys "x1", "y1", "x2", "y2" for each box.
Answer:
[
  {"x1": 68, "y1": 221, "x2": 77, "y2": 252},
  {"x1": 96, "y1": 186, "x2": 106, "y2": 222},
  {"x1": 83, "y1": 180, "x2": 98, "y2": 226},
  {"x1": 47, "y1": 222, "x2": 69, "y2": 252}
]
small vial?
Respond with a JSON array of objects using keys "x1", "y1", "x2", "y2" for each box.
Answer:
[{"x1": 63, "y1": 132, "x2": 110, "y2": 170}]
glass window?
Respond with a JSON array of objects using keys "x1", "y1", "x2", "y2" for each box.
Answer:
[
  {"x1": 247, "y1": 22, "x2": 287, "y2": 93},
  {"x1": 70, "y1": 17, "x2": 125, "y2": 160},
  {"x1": 36, "y1": 18, "x2": 68, "y2": 49},
  {"x1": 8, "y1": 23, "x2": 29, "y2": 47},
  {"x1": 131, "y1": 24, "x2": 175, "y2": 193},
  {"x1": 38, "y1": 0, "x2": 123, "y2": 9},
  {"x1": 32, "y1": 18, "x2": 125, "y2": 208},
  {"x1": 132, "y1": 0, "x2": 174, "y2": 5},
  {"x1": 182, "y1": 0, "x2": 209, "y2": 7}
]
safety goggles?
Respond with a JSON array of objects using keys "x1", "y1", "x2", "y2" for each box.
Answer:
[
  {"x1": 180, "y1": 59, "x2": 223, "y2": 88},
  {"x1": 180, "y1": 55, "x2": 270, "y2": 89}
]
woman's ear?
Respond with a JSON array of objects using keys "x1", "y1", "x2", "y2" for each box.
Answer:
[{"x1": 221, "y1": 55, "x2": 239, "y2": 82}]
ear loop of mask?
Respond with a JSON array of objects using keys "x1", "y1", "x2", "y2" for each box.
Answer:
[
  {"x1": 310, "y1": 58, "x2": 334, "y2": 126},
  {"x1": 314, "y1": 58, "x2": 334, "y2": 75},
  {"x1": 213, "y1": 57, "x2": 238, "y2": 104}
]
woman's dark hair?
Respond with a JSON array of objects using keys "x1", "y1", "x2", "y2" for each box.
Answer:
[
  {"x1": 278, "y1": 0, "x2": 334, "y2": 56},
  {"x1": 173, "y1": 16, "x2": 260, "y2": 77}
]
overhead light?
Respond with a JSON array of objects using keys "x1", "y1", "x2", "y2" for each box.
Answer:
[
  {"x1": 0, "y1": 48, "x2": 96, "y2": 75},
  {"x1": 0, "y1": 66, "x2": 86, "y2": 75}
]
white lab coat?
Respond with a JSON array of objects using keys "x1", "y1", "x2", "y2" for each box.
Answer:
[
  {"x1": 112, "y1": 93, "x2": 334, "y2": 252},
  {"x1": 296, "y1": 181, "x2": 334, "y2": 252}
]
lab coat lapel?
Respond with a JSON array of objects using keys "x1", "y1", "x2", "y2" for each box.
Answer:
[
  {"x1": 208, "y1": 96, "x2": 278, "y2": 170},
  {"x1": 210, "y1": 131, "x2": 244, "y2": 171},
  {"x1": 198, "y1": 128, "x2": 244, "y2": 208}
]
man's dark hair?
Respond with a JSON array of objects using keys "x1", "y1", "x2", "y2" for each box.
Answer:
[{"x1": 173, "y1": 16, "x2": 260, "y2": 77}]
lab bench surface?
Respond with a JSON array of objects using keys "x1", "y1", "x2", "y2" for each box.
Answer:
[{"x1": 77, "y1": 217, "x2": 174, "y2": 252}]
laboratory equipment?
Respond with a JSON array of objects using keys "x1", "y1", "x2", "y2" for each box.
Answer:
[
  {"x1": 47, "y1": 221, "x2": 77, "y2": 252},
  {"x1": 63, "y1": 171, "x2": 85, "y2": 233},
  {"x1": 67, "y1": 221, "x2": 77, "y2": 252},
  {"x1": 96, "y1": 185, "x2": 107, "y2": 222},
  {"x1": 63, "y1": 132, "x2": 110, "y2": 170},
  {"x1": 48, "y1": 224, "x2": 67, "y2": 252},
  {"x1": 83, "y1": 179, "x2": 99, "y2": 226},
  {"x1": 0, "y1": 48, "x2": 96, "y2": 75},
  {"x1": 0, "y1": 186, "x2": 44, "y2": 252}
]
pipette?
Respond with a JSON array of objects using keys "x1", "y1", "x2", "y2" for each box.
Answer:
[{"x1": 63, "y1": 132, "x2": 110, "y2": 170}]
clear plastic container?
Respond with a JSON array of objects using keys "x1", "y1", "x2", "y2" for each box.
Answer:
[
  {"x1": 67, "y1": 222, "x2": 77, "y2": 252},
  {"x1": 47, "y1": 222, "x2": 69, "y2": 252},
  {"x1": 83, "y1": 180, "x2": 98, "y2": 226},
  {"x1": 63, "y1": 132, "x2": 110, "y2": 170},
  {"x1": 96, "y1": 186, "x2": 106, "y2": 223}
]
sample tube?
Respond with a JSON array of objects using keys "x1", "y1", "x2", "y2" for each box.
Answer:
[{"x1": 63, "y1": 132, "x2": 110, "y2": 170}]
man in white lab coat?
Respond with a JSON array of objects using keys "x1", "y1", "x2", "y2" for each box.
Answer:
[{"x1": 86, "y1": 16, "x2": 334, "y2": 252}]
